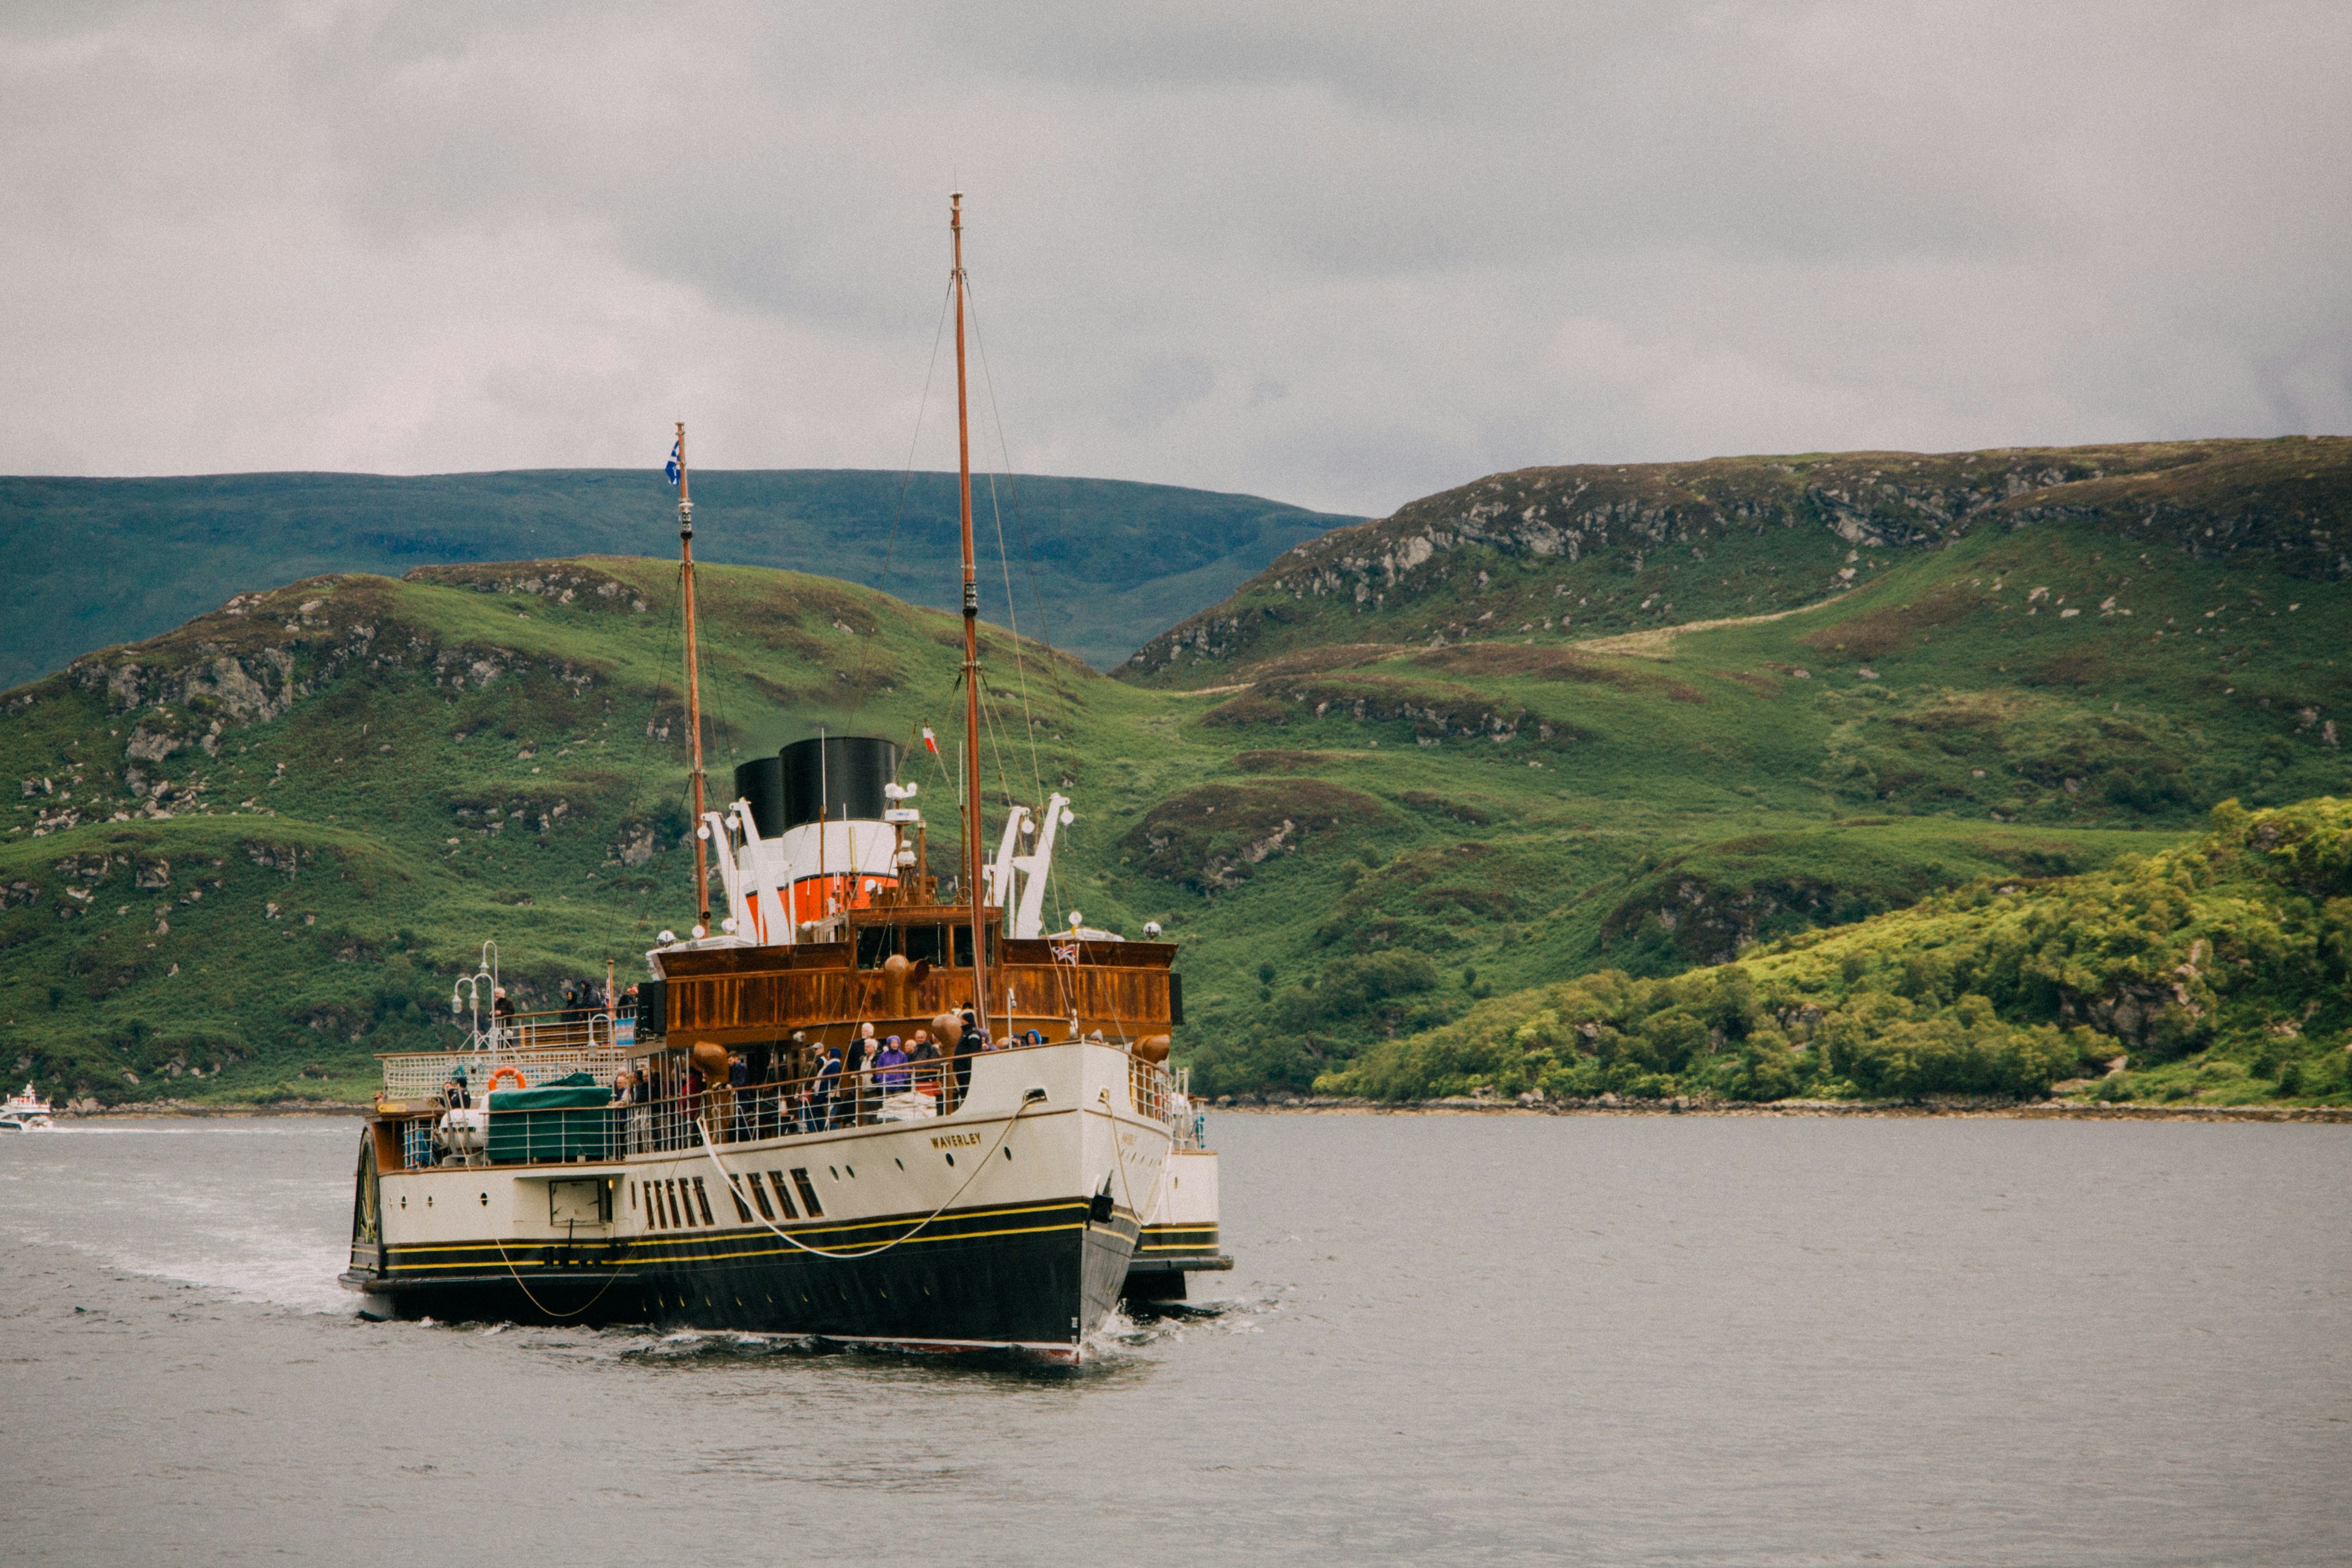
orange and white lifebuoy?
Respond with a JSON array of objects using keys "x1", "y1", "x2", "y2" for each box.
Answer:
[{"x1": 486, "y1": 1066, "x2": 529, "y2": 1095}]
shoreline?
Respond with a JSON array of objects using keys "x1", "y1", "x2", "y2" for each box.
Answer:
[
  {"x1": 51, "y1": 1101, "x2": 369, "y2": 1119},
  {"x1": 43, "y1": 1097, "x2": 2350, "y2": 1125},
  {"x1": 1207, "y1": 1096, "x2": 2352, "y2": 1124}
]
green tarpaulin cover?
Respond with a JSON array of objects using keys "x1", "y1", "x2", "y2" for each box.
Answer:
[
  {"x1": 486, "y1": 1071, "x2": 612, "y2": 1112},
  {"x1": 484, "y1": 1072, "x2": 614, "y2": 1163}
]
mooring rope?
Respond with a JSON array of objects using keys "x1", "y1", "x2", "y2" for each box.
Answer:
[{"x1": 690, "y1": 1085, "x2": 1045, "y2": 1261}]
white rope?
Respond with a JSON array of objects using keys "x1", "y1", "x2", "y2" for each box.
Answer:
[{"x1": 690, "y1": 1088, "x2": 1043, "y2": 1261}]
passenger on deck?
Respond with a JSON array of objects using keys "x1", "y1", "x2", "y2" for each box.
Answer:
[
  {"x1": 491, "y1": 987, "x2": 516, "y2": 1045},
  {"x1": 908, "y1": 1031, "x2": 942, "y2": 1099},
  {"x1": 439, "y1": 1065, "x2": 470, "y2": 1111},
  {"x1": 943, "y1": 1022, "x2": 973, "y2": 1103},
  {"x1": 611, "y1": 1067, "x2": 639, "y2": 1152},
  {"x1": 746, "y1": 1042, "x2": 775, "y2": 1139},
  {"x1": 875, "y1": 1036, "x2": 910, "y2": 1096},
  {"x1": 815, "y1": 1043, "x2": 845, "y2": 1128},
  {"x1": 729, "y1": 1050, "x2": 752, "y2": 1141},
  {"x1": 787, "y1": 1031, "x2": 815, "y2": 1131},
  {"x1": 844, "y1": 1026, "x2": 875, "y2": 1121}
]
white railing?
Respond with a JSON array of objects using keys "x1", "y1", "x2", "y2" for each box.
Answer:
[
  {"x1": 378, "y1": 1008, "x2": 630, "y2": 1101},
  {"x1": 378, "y1": 1034, "x2": 1204, "y2": 1170},
  {"x1": 1163, "y1": 1065, "x2": 1208, "y2": 1151}
]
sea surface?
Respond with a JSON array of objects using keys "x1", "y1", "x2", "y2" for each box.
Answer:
[{"x1": 1, "y1": 1112, "x2": 2345, "y2": 1566}]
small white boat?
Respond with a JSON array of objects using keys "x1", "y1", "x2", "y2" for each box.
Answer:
[{"x1": 0, "y1": 1082, "x2": 56, "y2": 1131}]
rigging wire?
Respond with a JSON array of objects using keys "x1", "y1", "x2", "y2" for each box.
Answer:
[
  {"x1": 965, "y1": 277, "x2": 1082, "y2": 926},
  {"x1": 962, "y1": 282, "x2": 1061, "y2": 807},
  {"x1": 846, "y1": 277, "x2": 958, "y2": 723}
]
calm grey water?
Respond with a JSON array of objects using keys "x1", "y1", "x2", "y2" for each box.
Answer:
[{"x1": 1, "y1": 1112, "x2": 2345, "y2": 1566}]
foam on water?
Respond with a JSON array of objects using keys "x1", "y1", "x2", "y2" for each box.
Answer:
[{"x1": 0, "y1": 1117, "x2": 357, "y2": 1313}]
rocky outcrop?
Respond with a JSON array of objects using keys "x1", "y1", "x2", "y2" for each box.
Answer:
[
  {"x1": 1202, "y1": 673, "x2": 1578, "y2": 747},
  {"x1": 401, "y1": 560, "x2": 652, "y2": 613},
  {"x1": 1123, "y1": 780, "x2": 1385, "y2": 892},
  {"x1": 1121, "y1": 438, "x2": 2352, "y2": 683}
]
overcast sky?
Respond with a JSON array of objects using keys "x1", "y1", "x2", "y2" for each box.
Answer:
[{"x1": 2, "y1": 2, "x2": 2346, "y2": 516}]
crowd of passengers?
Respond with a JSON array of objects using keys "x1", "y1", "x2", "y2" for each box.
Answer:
[
  {"x1": 428, "y1": 1009, "x2": 1073, "y2": 1164},
  {"x1": 607, "y1": 1011, "x2": 1061, "y2": 1148}
]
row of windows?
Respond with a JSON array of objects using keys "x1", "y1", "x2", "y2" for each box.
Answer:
[{"x1": 630, "y1": 1167, "x2": 825, "y2": 1232}]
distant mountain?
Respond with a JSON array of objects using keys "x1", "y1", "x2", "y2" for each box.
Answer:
[
  {"x1": 0, "y1": 468, "x2": 1358, "y2": 688},
  {"x1": 1120, "y1": 437, "x2": 2352, "y2": 687}
]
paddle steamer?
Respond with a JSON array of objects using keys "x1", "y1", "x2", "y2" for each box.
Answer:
[{"x1": 339, "y1": 195, "x2": 1227, "y2": 1355}]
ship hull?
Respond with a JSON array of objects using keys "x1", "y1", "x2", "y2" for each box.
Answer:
[
  {"x1": 344, "y1": 1041, "x2": 1164, "y2": 1357},
  {"x1": 632, "y1": 1198, "x2": 1139, "y2": 1353}
]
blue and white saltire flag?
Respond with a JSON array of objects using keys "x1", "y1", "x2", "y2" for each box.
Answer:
[{"x1": 664, "y1": 438, "x2": 682, "y2": 486}]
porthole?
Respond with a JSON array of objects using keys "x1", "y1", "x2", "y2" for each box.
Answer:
[
  {"x1": 1003, "y1": 1147, "x2": 1013, "y2": 1160},
  {"x1": 400, "y1": 1195, "x2": 407, "y2": 1208},
  {"x1": 894, "y1": 1158, "x2": 904, "y2": 1171},
  {"x1": 944, "y1": 1153, "x2": 956, "y2": 1167},
  {"x1": 478, "y1": 1192, "x2": 488, "y2": 1207},
  {"x1": 426, "y1": 1194, "x2": 434, "y2": 1207}
]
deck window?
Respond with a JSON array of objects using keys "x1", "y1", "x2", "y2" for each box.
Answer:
[
  {"x1": 747, "y1": 1172, "x2": 774, "y2": 1221},
  {"x1": 767, "y1": 1171, "x2": 799, "y2": 1219},
  {"x1": 692, "y1": 1177, "x2": 716, "y2": 1226},
  {"x1": 791, "y1": 1168, "x2": 824, "y2": 1218}
]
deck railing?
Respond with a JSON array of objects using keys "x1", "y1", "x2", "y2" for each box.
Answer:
[
  {"x1": 378, "y1": 1033, "x2": 1185, "y2": 1172},
  {"x1": 377, "y1": 1005, "x2": 630, "y2": 1102}
]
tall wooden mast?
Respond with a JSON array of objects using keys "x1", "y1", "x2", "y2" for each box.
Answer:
[
  {"x1": 676, "y1": 421, "x2": 712, "y2": 931},
  {"x1": 951, "y1": 192, "x2": 990, "y2": 1030}
]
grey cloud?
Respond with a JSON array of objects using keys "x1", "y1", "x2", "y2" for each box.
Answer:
[{"x1": 0, "y1": 1, "x2": 2345, "y2": 514}]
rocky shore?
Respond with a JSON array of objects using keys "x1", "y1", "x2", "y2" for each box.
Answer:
[
  {"x1": 45, "y1": 1093, "x2": 2352, "y2": 1125},
  {"x1": 1207, "y1": 1092, "x2": 2352, "y2": 1123},
  {"x1": 53, "y1": 1097, "x2": 368, "y2": 1118}
]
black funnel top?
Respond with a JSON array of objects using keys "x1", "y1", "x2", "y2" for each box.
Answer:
[
  {"x1": 733, "y1": 756, "x2": 787, "y2": 838},
  {"x1": 778, "y1": 736, "x2": 899, "y2": 831}
]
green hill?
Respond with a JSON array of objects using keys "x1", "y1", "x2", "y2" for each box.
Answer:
[
  {"x1": 1322, "y1": 795, "x2": 2352, "y2": 1108},
  {"x1": 0, "y1": 468, "x2": 1357, "y2": 687},
  {"x1": 3, "y1": 438, "x2": 2348, "y2": 1109},
  {"x1": 1120, "y1": 436, "x2": 2351, "y2": 687}
]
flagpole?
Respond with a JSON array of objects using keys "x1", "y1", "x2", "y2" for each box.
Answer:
[
  {"x1": 676, "y1": 421, "x2": 712, "y2": 933},
  {"x1": 950, "y1": 192, "x2": 991, "y2": 1036}
]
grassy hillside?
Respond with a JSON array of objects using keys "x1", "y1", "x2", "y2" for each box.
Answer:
[
  {"x1": 1121, "y1": 436, "x2": 2351, "y2": 687},
  {"x1": 1322, "y1": 796, "x2": 2352, "y2": 1108},
  {"x1": 0, "y1": 468, "x2": 1355, "y2": 686},
  {"x1": 4, "y1": 438, "x2": 2347, "y2": 1107}
]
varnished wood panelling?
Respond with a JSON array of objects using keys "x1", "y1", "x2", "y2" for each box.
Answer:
[{"x1": 668, "y1": 961, "x2": 1170, "y2": 1039}]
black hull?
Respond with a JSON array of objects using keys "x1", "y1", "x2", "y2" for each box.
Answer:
[
  {"x1": 344, "y1": 1197, "x2": 1140, "y2": 1352},
  {"x1": 341, "y1": 1268, "x2": 647, "y2": 1327}
]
